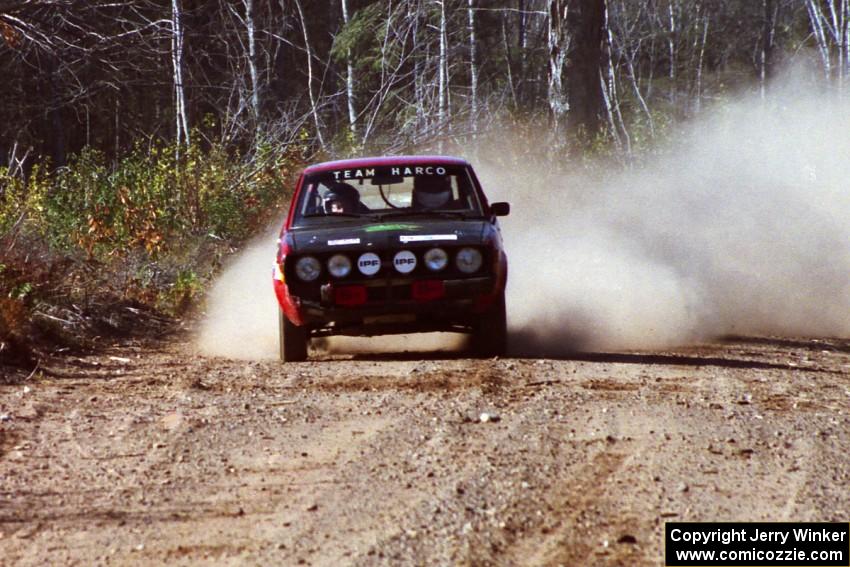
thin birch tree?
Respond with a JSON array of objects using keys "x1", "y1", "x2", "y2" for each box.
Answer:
[
  {"x1": 468, "y1": 0, "x2": 478, "y2": 134},
  {"x1": 341, "y1": 0, "x2": 357, "y2": 137},
  {"x1": 293, "y1": 0, "x2": 325, "y2": 148},
  {"x1": 243, "y1": 0, "x2": 261, "y2": 135},
  {"x1": 171, "y1": 0, "x2": 190, "y2": 155}
]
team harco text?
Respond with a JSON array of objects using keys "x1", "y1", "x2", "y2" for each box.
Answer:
[{"x1": 331, "y1": 166, "x2": 449, "y2": 180}]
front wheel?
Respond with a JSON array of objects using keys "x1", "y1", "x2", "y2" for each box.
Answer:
[
  {"x1": 471, "y1": 291, "x2": 507, "y2": 357},
  {"x1": 279, "y1": 308, "x2": 308, "y2": 362}
]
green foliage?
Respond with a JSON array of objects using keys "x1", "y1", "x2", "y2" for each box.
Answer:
[
  {"x1": 0, "y1": 141, "x2": 304, "y2": 327},
  {"x1": 330, "y1": 3, "x2": 386, "y2": 65},
  {"x1": 3, "y1": 141, "x2": 301, "y2": 259},
  {"x1": 9, "y1": 282, "x2": 33, "y2": 300},
  {"x1": 158, "y1": 269, "x2": 203, "y2": 315}
]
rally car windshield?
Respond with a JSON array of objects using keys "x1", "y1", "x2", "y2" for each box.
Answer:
[{"x1": 292, "y1": 165, "x2": 485, "y2": 225}]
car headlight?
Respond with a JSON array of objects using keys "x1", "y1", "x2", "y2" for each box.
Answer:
[
  {"x1": 327, "y1": 254, "x2": 352, "y2": 278},
  {"x1": 455, "y1": 247, "x2": 483, "y2": 274},
  {"x1": 424, "y1": 248, "x2": 448, "y2": 271},
  {"x1": 295, "y1": 256, "x2": 321, "y2": 281}
]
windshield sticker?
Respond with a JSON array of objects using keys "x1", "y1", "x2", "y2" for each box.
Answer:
[
  {"x1": 390, "y1": 166, "x2": 447, "y2": 176},
  {"x1": 332, "y1": 168, "x2": 376, "y2": 180},
  {"x1": 331, "y1": 166, "x2": 448, "y2": 180},
  {"x1": 328, "y1": 238, "x2": 360, "y2": 246},
  {"x1": 399, "y1": 234, "x2": 458, "y2": 243},
  {"x1": 364, "y1": 223, "x2": 421, "y2": 233}
]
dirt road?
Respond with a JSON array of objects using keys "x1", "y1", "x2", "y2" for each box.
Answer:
[{"x1": 2, "y1": 334, "x2": 850, "y2": 566}]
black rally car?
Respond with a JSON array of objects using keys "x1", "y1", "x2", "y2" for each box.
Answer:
[{"x1": 272, "y1": 156, "x2": 509, "y2": 361}]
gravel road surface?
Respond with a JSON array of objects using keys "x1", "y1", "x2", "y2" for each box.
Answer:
[{"x1": 2, "y1": 335, "x2": 850, "y2": 565}]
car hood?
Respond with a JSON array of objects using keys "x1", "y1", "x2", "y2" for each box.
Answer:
[{"x1": 289, "y1": 218, "x2": 489, "y2": 254}]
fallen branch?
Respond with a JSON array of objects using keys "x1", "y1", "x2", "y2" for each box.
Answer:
[{"x1": 24, "y1": 359, "x2": 40, "y2": 381}]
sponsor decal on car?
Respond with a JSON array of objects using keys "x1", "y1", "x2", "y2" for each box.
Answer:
[
  {"x1": 364, "y1": 223, "x2": 422, "y2": 233},
  {"x1": 331, "y1": 168, "x2": 376, "y2": 180},
  {"x1": 399, "y1": 234, "x2": 458, "y2": 243},
  {"x1": 357, "y1": 252, "x2": 381, "y2": 276},
  {"x1": 389, "y1": 166, "x2": 447, "y2": 176},
  {"x1": 393, "y1": 250, "x2": 417, "y2": 273},
  {"x1": 328, "y1": 238, "x2": 361, "y2": 246},
  {"x1": 330, "y1": 166, "x2": 448, "y2": 180}
]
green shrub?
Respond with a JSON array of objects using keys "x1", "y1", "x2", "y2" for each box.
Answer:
[{"x1": 0, "y1": 139, "x2": 304, "y2": 322}]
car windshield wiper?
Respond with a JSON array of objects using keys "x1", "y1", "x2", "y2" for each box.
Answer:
[{"x1": 374, "y1": 210, "x2": 476, "y2": 220}]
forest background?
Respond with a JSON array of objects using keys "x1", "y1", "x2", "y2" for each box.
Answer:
[{"x1": 0, "y1": 0, "x2": 848, "y2": 363}]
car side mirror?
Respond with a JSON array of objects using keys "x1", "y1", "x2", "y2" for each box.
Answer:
[{"x1": 490, "y1": 202, "x2": 510, "y2": 217}]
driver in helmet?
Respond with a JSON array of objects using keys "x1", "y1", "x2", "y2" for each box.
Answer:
[
  {"x1": 323, "y1": 182, "x2": 362, "y2": 214},
  {"x1": 412, "y1": 175, "x2": 452, "y2": 209}
]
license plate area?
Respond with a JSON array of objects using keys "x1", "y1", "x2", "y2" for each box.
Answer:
[{"x1": 363, "y1": 314, "x2": 416, "y2": 325}]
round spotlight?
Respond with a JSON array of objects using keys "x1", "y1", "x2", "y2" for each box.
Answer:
[
  {"x1": 424, "y1": 247, "x2": 449, "y2": 271},
  {"x1": 294, "y1": 256, "x2": 321, "y2": 281},
  {"x1": 455, "y1": 247, "x2": 483, "y2": 274},
  {"x1": 327, "y1": 254, "x2": 352, "y2": 278},
  {"x1": 357, "y1": 252, "x2": 381, "y2": 276},
  {"x1": 393, "y1": 250, "x2": 417, "y2": 274}
]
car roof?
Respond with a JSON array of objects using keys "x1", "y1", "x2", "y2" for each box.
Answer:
[{"x1": 302, "y1": 155, "x2": 471, "y2": 175}]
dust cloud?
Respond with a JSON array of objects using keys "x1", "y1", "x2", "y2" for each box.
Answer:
[
  {"x1": 198, "y1": 77, "x2": 850, "y2": 360},
  {"x1": 195, "y1": 227, "x2": 466, "y2": 359},
  {"x1": 195, "y1": 228, "x2": 281, "y2": 360},
  {"x1": 482, "y1": 80, "x2": 850, "y2": 354}
]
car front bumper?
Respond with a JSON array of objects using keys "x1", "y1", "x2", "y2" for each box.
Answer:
[{"x1": 292, "y1": 276, "x2": 498, "y2": 336}]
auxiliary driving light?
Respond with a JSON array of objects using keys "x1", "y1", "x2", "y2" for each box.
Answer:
[
  {"x1": 455, "y1": 247, "x2": 483, "y2": 274},
  {"x1": 295, "y1": 256, "x2": 321, "y2": 281},
  {"x1": 393, "y1": 250, "x2": 417, "y2": 274},
  {"x1": 357, "y1": 252, "x2": 381, "y2": 276},
  {"x1": 424, "y1": 247, "x2": 449, "y2": 271},
  {"x1": 327, "y1": 254, "x2": 352, "y2": 278}
]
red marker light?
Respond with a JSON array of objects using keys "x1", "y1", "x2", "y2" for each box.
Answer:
[
  {"x1": 412, "y1": 280, "x2": 445, "y2": 302},
  {"x1": 334, "y1": 285, "x2": 367, "y2": 306}
]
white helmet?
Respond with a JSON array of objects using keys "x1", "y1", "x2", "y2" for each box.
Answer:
[{"x1": 412, "y1": 176, "x2": 451, "y2": 209}]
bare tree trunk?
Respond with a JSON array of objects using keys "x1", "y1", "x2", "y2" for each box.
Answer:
[
  {"x1": 361, "y1": 0, "x2": 402, "y2": 147},
  {"x1": 694, "y1": 13, "x2": 709, "y2": 114},
  {"x1": 114, "y1": 97, "x2": 120, "y2": 161},
  {"x1": 547, "y1": 0, "x2": 570, "y2": 132},
  {"x1": 341, "y1": 0, "x2": 357, "y2": 137},
  {"x1": 438, "y1": 0, "x2": 448, "y2": 129},
  {"x1": 837, "y1": 0, "x2": 848, "y2": 90},
  {"x1": 502, "y1": 14, "x2": 519, "y2": 108},
  {"x1": 841, "y1": 0, "x2": 850, "y2": 89},
  {"x1": 625, "y1": 52, "x2": 655, "y2": 137},
  {"x1": 827, "y1": 0, "x2": 846, "y2": 89},
  {"x1": 411, "y1": 3, "x2": 426, "y2": 132},
  {"x1": 468, "y1": 0, "x2": 478, "y2": 135},
  {"x1": 242, "y1": 0, "x2": 262, "y2": 141},
  {"x1": 668, "y1": 0, "x2": 677, "y2": 104},
  {"x1": 807, "y1": 0, "x2": 832, "y2": 81},
  {"x1": 566, "y1": 0, "x2": 606, "y2": 139},
  {"x1": 171, "y1": 0, "x2": 190, "y2": 155},
  {"x1": 518, "y1": 0, "x2": 528, "y2": 104},
  {"x1": 760, "y1": 0, "x2": 777, "y2": 99},
  {"x1": 602, "y1": 4, "x2": 628, "y2": 155},
  {"x1": 293, "y1": 0, "x2": 325, "y2": 149}
]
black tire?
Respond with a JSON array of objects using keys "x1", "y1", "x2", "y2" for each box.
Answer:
[
  {"x1": 279, "y1": 308, "x2": 308, "y2": 362},
  {"x1": 471, "y1": 290, "x2": 507, "y2": 357}
]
